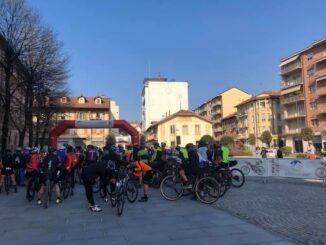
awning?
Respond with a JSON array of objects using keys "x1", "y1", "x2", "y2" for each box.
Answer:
[
  {"x1": 281, "y1": 84, "x2": 302, "y2": 95},
  {"x1": 316, "y1": 75, "x2": 326, "y2": 82},
  {"x1": 280, "y1": 55, "x2": 299, "y2": 67}
]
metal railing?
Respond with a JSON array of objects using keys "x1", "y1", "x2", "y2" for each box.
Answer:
[{"x1": 280, "y1": 61, "x2": 302, "y2": 75}]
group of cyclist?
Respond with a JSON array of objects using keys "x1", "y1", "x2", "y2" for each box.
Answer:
[{"x1": 0, "y1": 140, "x2": 230, "y2": 212}]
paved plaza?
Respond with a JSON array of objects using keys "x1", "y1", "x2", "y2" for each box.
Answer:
[
  {"x1": 215, "y1": 177, "x2": 326, "y2": 244},
  {"x1": 0, "y1": 182, "x2": 291, "y2": 245}
]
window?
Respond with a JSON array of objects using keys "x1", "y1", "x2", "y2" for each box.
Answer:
[
  {"x1": 260, "y1": 102, "x2": 265, "y2": 109},
  {"x1": 262, "y1": 114, "x2": 266, "y2": 122},
  {"x1": 60, "y1": 97, "x2": 67, "y2": 103},
  {"x1": 59, "y1": 113, "x2": 66, "y2": 120},
  {"x1": 277, "y1": 113, "x2": 281, "y2": 120},
  {"x1": 95, "y1": 112, "x2": 104, "y2": 120},
  {"x1": 171, "y1": 141, "x2": 176, "y2": 147},
  {"x1": 95, "y1": 98, "x2": 102, "y2": 104},
  {"x1": 312, "y1": 119, "x2": 319, "y2": 127},
  {"x1": 307, "y1": 53, "x2": 313, "y2": 60},
  {"x1": 96, "y1": 129, "x2": 101, "y2": 134},
  {"x1": 77, "y1": 112, "x2": 86, "y2": 120},
  {"x1": 182, "y1": 125, "x2": 189, "y2": 135},
  {"x1": 310, "y1": 101, "x2": 317, "y2": 110},
  {"x1": 308, "y1": 68, "x2": 315, "y2": 76},
  {"x1": 78, "y1": 97, "x2": 85, "y2": 104},
  {"x1": 278, "y1": 126, "x2": 282, "y2": 134},
  {"x1": 195, "y1": 125, "x2": 201, "y2": 135},
  {"x1": 309, "y1": 84, "x2": 317, "y2": 93},
  {"x1": 170, "y1": 125, "x2": 175, "y2": 134}
]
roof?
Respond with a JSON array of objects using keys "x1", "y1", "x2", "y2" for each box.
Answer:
[
  {"x1": 280, "y1": 37, "x2": 326, "y2": 62},
  {"x1": 222, "y1": 112, "x2": 237, "y2": 121},
  {"x1": 60, "y1": 96, "x2": 110, "y2": 109},
  {"x1": 235, "y1": 90, "x2": 281, "y2": 107},
  {"x1": 193, "y1": 87, "x2": 251, "y2": 110},
  {"x1": 146, "y1": 110, "x2": 212, "y2": 131}
]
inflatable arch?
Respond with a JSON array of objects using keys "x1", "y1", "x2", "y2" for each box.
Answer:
[{"x1": 48, "y1": 120, "x2": 140, "y2": 148}]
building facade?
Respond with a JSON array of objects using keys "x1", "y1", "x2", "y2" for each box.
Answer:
[
  {"x1": 280, "y1": 38, "x2": 326, "y2": 151},
  {"x1": 235, "y1": 91, "x2": 282, "y2": 147},
  {"x1": 145, "y1": 110, "x2": 212, "y2": 147},
  {"x1": 194, "y1": 87, "x2": 251, "y2": 139},
  {"x1": 141, "y1": 77, "x2": 189, "y2": 131},
  {"x1": 55, "y1": 95, "x2": 118, "y2": 147},
  {"x1": 221, "y1": 112, "x2": 238, "y2": 139}
]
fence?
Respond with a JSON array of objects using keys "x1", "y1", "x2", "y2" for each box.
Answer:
[{"x1": 230, "y1": 158, "x2": 326, "y2": 180}]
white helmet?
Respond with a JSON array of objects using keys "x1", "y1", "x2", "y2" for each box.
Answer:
[{"x1": 31, "y1": 147, "x2": 39, "y2": 153}]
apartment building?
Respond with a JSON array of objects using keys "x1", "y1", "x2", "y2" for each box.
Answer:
[
  {"x1": 194, "y1": 88, "x2": 251, "y2": 139},
  {"x1": 280, "y1": 38, "x2": 326, "y2": 151},
  {"x1": 141, "y1": 77, "x2": 188, "y2": 131},
  {"x1": 55, "y1": 95, "x2": 118, "y2": 147},
  {"x1": 221, "y1": 112, "x2": 238, "y2": 139},
  {"x1": 235, "y1": 91, "x2": 282, "y2": 147},
  {"x1": 145, "y1": 110, "x2": 212, "y2": 147}
]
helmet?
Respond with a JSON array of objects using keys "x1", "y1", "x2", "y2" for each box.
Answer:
[
  {"x1": 161, "y1": 142, "x2": 166, "y2": 148},
  {"x1": 31, "y1": 147, "x2": 39, "y2": 153},
  {"x1": 59, "y1": 145, "x2": 66, "y2": 150},
  {"x1": 153, "y1": 142, "x2": 160, "y2": 148},
  {"x1": 110, "y1": 145, "x2": 118, "y2": 152}
]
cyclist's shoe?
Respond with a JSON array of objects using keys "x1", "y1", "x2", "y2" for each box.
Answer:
[
  {"x1": 104, "y1": 197, "x2": 109, "y2": 203},
  {"x1": 182, "y1": 181, "x2": 192, "y2": 189},
  {"x1": 37, "y1": 199, "x2": 42, "y2": 205},
  {"x1": 138, "y1": 196, "x2": 148, "y2": 202},
  {"x1": 111, "y1": 192, "x2": 116, "y2": 202},
  {"x1": 56, "y1": 197, "x2": 62, "y2": 204},
  {"x1": 90, "y1": 205, "x2": 102, "y2": 212}
]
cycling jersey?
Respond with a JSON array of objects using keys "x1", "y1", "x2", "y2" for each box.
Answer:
[
  {"x1": 221, "y1": 146, "x2": 229, "y2": 164},
  {"x1": 137, "y1": 149, "x2": 149, "y2": 164},
  {"x1": 29, "y1": 153, "x2": 39, "y2": 170},
  {"x1": 65, "y1": 153, "x2": 76, "y2": 171},
  {"x1": 1, "y1": 154, "x2": 14, "y2": 175}
]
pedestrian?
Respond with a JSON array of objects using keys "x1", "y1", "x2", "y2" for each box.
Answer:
[
  {"x1": 255, "y1": 147, "x2": 261, "y2": 158},
  {"x1": 276, "y1": 147, "x2": 283, "y2": 158},
  {"x1": 307, "y1": 141, "x2": 316, "y2": 160},
  {"x1": 261, "y1": 147, "x2": 268, "y2": 158},
  {"x1": 321, "y1": 142, "x2": 326, "y2": 159}
]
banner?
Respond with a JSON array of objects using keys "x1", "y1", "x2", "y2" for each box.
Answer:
[
  {"x1": 231, "y1": 158, "x2": 326, "y2": 179},
  {"x1": 75, "y1": 120, "x2": 114, "y2": 128}
]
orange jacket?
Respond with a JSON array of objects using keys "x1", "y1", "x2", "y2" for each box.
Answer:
[
  {"x1": 65, "y1": 153, "x2": 76, "y2": 171},
  {"x1": 133, "y1": 160, "x2": 152, "y2": 176}
]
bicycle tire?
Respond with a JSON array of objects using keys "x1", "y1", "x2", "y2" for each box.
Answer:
[
  {"x1": 315, "y1": 168, "x2": 326, "y2": 178},
  {"x1": 5, "y1": 176, "x2": 11, "y2": 195},
  {"x1": 126, "y1": 180, "x2": 138, "y2": 203},
  {"x1": 255, "y1": 166, "x2": 265, "y2": 176},
  {"x1": 43, "y1": 179, "x2": 50, "y2": 209},
  {"x1": 230, "y1": 168, "x2": 245, "y2": 188},
  {"x1": 195, "y1": 176, "x2": 220, "y2": 204},
  {"x1": 62, "y1": 176, "x2": 71, "y2": 199},
  {"x1": 26, "y1": 178, "x2": 36, "y2": 202},
  {"x1": 117, "y1": 186, "x2": 125, "y2": 216},
  {"x1": 160, "y1": 175, "x2": 183, "y2": 201}
]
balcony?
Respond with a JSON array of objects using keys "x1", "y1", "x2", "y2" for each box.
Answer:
[
  {"x1": 316, "y1": 71, "x2": 326, "y2": 84},
  {"x1": 318, "y1": 107, "x2": 326, "y2": 115},
  {"x1": 314, "y1": 56, "x2": 326, "y2": 65},
  {"x1": 211, "y1": 100, "x2": 222, "y2": 107},
  {"x1": 214, "y1": 126, "x2": 223, "y2": 132},
  {"x1": 284, "y1": 112, "x2": 306, "y2": 120},
  {"x1": 238, "y1": 112, "x2": 248, "y2": 118},
  {"x1": 280, "y1": 94, "x2": 305, "y2": 105},
  {"x1": 283, "y1": 129, "x2": 301, "y2": 135},
  {"x1": 280, "y1": 61, "x2": 302, "y2": 75},
  {"x1": 281, "y1": 79, "x2": 303, "y2": 89},
  {"x1": 211, "y1": 109, "x2": 222, "y2": 115},
  {"x1": 317, "y1": 86, "x2": 326, "y2": 96}
]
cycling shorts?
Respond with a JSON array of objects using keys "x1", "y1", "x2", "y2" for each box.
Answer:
[
  {"x1": 143, "y1": 170, "x2": 154, "y2": 184},
  {"x1": 1, "y1": 167, "x2": 14, "y2": 176}
]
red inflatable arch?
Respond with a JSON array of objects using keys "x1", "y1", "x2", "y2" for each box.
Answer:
[{"x1": 48, "y1": 120, "x2": 140, "y2": 148}]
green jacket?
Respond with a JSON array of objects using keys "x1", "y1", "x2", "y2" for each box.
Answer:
[
  {"x1": 137, "y1": 149, "x2": 149, "y2": 164},
  {"x1": 179, "y1": 147, "x2": 189, "y2": 160},
  {"x1": 221, "y1": 145, "x2": 229, "y2": 163}
]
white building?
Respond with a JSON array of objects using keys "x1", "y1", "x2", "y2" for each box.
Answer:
[{"x1": 142, "y1": 77, "x2": 189, "y2": 131}]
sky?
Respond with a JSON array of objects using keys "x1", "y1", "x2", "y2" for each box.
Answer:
[{"x1": 27, "y1": 0, "x2": 326, "y2": 121}]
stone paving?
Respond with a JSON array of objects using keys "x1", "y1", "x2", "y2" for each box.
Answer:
[
  {"x1": 214, "y1": 177, "x2": 326, "y2": 244},
  {"x1": 0, "y1": 183, "x2": 291, "y2": 245}
]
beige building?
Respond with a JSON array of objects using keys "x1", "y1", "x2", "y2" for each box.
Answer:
[
  {"x1": 194, "y1": 87, "x2": 251, "y2": 139},
  {"x1": 235, "y1": 91, "x2": 282, "y2": 146},
  {"x1": 55, "y1": 95, "x2": 118, "y2": 147},
  {"x1": 280, "y1": 38, "x2": 326, "y2": 152},
  {"x1": 145, "y1": 110, "x2": 212, "y2": 147},
  {"x1": 221, "y1": 112, "x2": 238, "y2": 139}
]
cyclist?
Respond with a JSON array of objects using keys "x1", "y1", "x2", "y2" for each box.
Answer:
[
  {"x1": 57, "y1": 145, "x2": 66, "y2": 165},
  {"x1": 37, "y1": 147, "x2": 61, "y2": 205},
  {"x1": 85, "y1": 145, "x2": 98, "y2": 166},
  {"x1": 321, "y1": 142, "x2": 326, "y2": 159},
  {"x1": 26, "y1": 147, "x2": 40, "y2": 175},
  {"x1": 197, "y1": 141, "x2": 209, "y2": 166},
  {"x1": 178, "y1": 143, "x2": 199, "y2": 189},
  {"x1": 220, "y1": 142, "x2": 230, "y2": 167},
  {"x1": 81, "y1": 162, "x2": 111, "y2": 212},
  {"x1": 133, "y1": 159, "x2": 153, "y2": 202},
  {"x1": 137, "y1": 145, "x2": 149, "y2": 164},
  {"x1": 13, "y1": 147, "x2": 26, "y2": 186},
  {"x1": 0, "y1": 149, "x2": 17, "y2": 193},
  {"x1": 64, "y1": 145, "x2": 77, "y2": 196}
]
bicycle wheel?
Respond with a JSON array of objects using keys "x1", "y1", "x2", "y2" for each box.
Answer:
[
  {"x1": 26, "y1": 178, "x2": 36, "y2": 201},
  {"x1": 126, "y1": 180, "x2": 138, "y2": 203},
  {"x1": 62, "y1": 176, "x2": 71, "y2": 199},
  {"x1": 195, "y1": 177, "x2": 220, "y2": 204},
  {"x1": 99, "y1": 185, "x2": 107, "y2": 198},
  {"x1": 92, "y1": 178, "x2": 100, "y2": 194},
  {"x1": 160, "y1": 175, "x2": 183, "y2": 201},
  {"x1": 117, "y1": 186, "x2": 125, "y2": 216},
  {"x1": 241, "y1": 165, "x2": 250, "y2": 175},
  {"x1": 255, "y1": 166, "x2": 265, "y2": 176},
  {"x1": 230, "y1": 168, "x2": 245, "y2": 188}
]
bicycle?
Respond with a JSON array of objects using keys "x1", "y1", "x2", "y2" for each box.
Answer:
[
  {"x1": 4, "y1": 174, "x2": 12, "y2": 195},
  {"x1": 241, "y1": 160, "x2": 265, "y2": 175},
  {"x1": 315, "y1": 161, "x2": 326, "y2": 178},
  {"x1": 42, "y1": 173, "x2": 55, "y2": 209},
  {"x1": 60, "y1": 170, "x2": 72, "y2": 199},
  {"x1": 160, "y1": 161, "x2": 220, "y2": 204}
]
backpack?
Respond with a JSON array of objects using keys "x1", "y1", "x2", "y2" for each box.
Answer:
[{"x1": 44, "y1": 155, "x2": 58, "y2": 173}]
